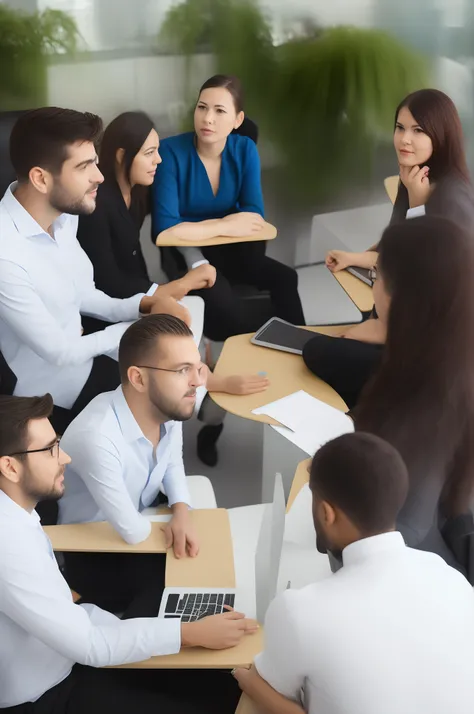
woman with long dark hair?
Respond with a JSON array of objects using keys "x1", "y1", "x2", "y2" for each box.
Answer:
[
  {"x1": 304, "y1": 89, "x2": 474, "y2": 397},
  {"x1": 353, "y1": 215, "x2": 474, "y2": 570},
  {"x1": 326, "y1": 88, "x2": 474, "y2": 276}
]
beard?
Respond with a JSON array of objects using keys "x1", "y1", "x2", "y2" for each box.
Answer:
[
  {"x1": 22, "y1": 464, "x2": 65, "y2": 504},
  {"x1": 50, "y1": 182, "x2": 98, "y2": 216},
  {"x1": 148, "y1": 381, "x2": 196, "y2": 422}
]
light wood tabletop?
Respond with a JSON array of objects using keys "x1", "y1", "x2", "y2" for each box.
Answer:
[
  {"x1": 117, "y1": 628, "x2": 264, "y2": 670},
  {"x1": 45, "y1": 509, "x2": 235, "y2": 589},
  {"x1": 47, "y1": 508, "x2": 265, "y2": 668},
  {"x1": 333, "y1": 270, "x2": 374, "y2": 313},
  {"x1": 286, "y1": 458, "x2": 311, "y2": 513},
  {"x1": 156, "y1": 221, "x2": 277, "y2": 247},
  {"x1": 209, "y1": 325, "x2": 349, "y2": 423}
]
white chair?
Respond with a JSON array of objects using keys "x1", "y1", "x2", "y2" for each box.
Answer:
[{"x1": 142, "y1": 475, "x2": 218, "y2": 516}]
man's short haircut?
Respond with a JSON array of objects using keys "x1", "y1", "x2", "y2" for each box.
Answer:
[
  {"x1": 118, "y1": 314, "x2": 193, "y2": 382},
  {"x1": 310, "y1": 432, "x2": 409, "y2": 534},
  {"x1": 10, "y1": 107, "x2": 103, "y2": 182},
  {"x1": 0, "y1": 394, "x2": 53, "y2": 458}
]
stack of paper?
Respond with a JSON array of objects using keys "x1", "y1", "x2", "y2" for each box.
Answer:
[{"x1": 252, "y1": 390, "x2": 353, "y2": 456}]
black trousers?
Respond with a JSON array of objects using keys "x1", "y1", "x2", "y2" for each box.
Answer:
[
  {"x1": 1, "y1": 663, "x2": 240, "y2": 714},
  {"x1": 194, "y1": 241, "x2": 305, "y2": 341},
  {"x1": 63, "y1": 551, "x2": 166, "y2": 615},
  {"x1": 302, "y1": 332, "x2": 384, "y2": 410}
]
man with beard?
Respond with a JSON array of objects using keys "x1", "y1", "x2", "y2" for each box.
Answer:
[
  {"x1": 0, "y1": 107, "x2": 208, "y2": 435},
  {"x1": 58, "y1": 314, "x2": 215, "y2": 613},
  {"x1": 233, "y1": 432, "x2": 474, "y2": 714},
  {"x1": 0, "y1": 393, "x2": 255, "y2": 713}
]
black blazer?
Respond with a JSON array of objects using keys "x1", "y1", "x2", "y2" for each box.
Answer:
[
  {"x1": 77, "y1": 181, "x2": 152, "y2": 299},
  {"x1": 390, "y1": 174, "x2": 474, "y2": 232}
]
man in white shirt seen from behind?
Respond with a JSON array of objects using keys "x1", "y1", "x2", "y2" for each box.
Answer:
[
  {"x1": 58, "y1": 314, "x2": 215, "y2": 614},
  {"x1": 234, "y1": 432, "x2": 474, "y2": 714},
  {"x1": 0, "y1": 394, "x2": 255, "y2": 713},
  {"x1": 0, "y1": 107, "x2": 212, "y2": 437}
]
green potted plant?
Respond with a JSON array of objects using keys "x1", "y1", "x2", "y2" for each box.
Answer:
[
  {"x1": 0, "y1": 5, "x2": 78, "y2": 111},
  {"x1": 160, "y1": 0, "x2": 427, "y2": 204}
]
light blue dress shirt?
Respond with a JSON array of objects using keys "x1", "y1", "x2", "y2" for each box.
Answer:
[
  {"x1": 58, "y1": 386, "x2": 192, "y2": 544},
  {"x1": 0, "y1": 490, "x2": 181, "y2": 707},
  {"x1": 0, "y1": 184, "x2": 145, "y2": 408}
]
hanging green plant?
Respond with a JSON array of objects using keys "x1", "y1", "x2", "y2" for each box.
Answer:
[
  {"x1": 160, "y1": 0, "x2": 428, "y2": 203},
  {"x1": 0, "y1": 6, "x2": 79, "y2": 110}
]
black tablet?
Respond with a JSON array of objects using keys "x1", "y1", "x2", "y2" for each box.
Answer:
[
  {"x1": 346, "y1": 266, "x2": 373, "y2": 286},
  {"x1": 250, "y1": 317, "x2": 316, "y2": 355}
]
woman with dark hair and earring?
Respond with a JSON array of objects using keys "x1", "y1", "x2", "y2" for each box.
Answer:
[
  {"x1": 78, "y1": 111, "x2": 269, "y2": 466},
  {"x1": 303, "y1": 89, "x2": 474, "y2": 399}
]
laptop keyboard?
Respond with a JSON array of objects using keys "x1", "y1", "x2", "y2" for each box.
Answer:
[{"x1": 164, "y1": 592, "x2": 235, "y2": 622}]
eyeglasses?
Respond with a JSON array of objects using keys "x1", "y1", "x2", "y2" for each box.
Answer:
[
  {"x1": 136, "y1": 365, "x2": 205, "y2": 378},
  {"x1": 8, "y1": 437, "x2": 61, "y2": 459},
  {"x1": 369, "y1": 268, "x2": 377, "y2": 282}
]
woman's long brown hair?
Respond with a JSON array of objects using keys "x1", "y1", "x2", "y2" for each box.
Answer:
[
  {"x1": 355, "y1": 216, "x2": 474, "y2": 516},
  {"x1": 395, "y1": 88, "x2": 470, "y2": 183}
]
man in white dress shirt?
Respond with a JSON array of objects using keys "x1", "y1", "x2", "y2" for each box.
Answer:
[
  {"x1": 234, "y1": 432, "x2": 474, "y2": 714},
  {"x1": 58, "y1": 314, "x2": 214, "y2": 613},
  {"x1": 0, "y1": 107, "x2": 209, "y2": 438},
  {"x1": 0, "y1": 393, "x2": 255, "y2": 713}
]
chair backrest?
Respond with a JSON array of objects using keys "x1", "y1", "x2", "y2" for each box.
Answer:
[
  {"x1": 384, "y1": 175, "x2": 399, "y2": 205},
  {"x1": 232, "y1": 116, "x2": 259, "y2": 145},
  {"x1": 0, "y1": 110, "x2": 27, "y2": 197}
]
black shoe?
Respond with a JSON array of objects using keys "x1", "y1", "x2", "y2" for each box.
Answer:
[{"x1": 197, "y1": 423, "x2": 224, "y2": 467}]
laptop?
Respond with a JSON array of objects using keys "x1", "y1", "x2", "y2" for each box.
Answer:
[{"x1": 158, "y1": 473, "x2": 286, "y2": 624}]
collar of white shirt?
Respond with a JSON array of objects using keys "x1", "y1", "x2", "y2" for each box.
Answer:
[
  {"x1": 112, "y1": 385, "x2": 167, "y2": 444},
  {"x1": 2, "y1": 182, "x2": 70, "y2": 240},
  {"x1": 0, "y1": 488, "x2": 41, "y2": 528},
  {"x1": 342, "y1": 531, "x2": 405, "y2": 567}
]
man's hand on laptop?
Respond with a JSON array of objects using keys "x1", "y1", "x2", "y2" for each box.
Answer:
[
  {"x1": 181, "y1": 610, "x2": 259, "y2": 650},
  {"x1": 163, "y1": 503, "x2": 199, "y2": 558}
]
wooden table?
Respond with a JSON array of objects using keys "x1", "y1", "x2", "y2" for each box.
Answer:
[
  {"x1": 156, "y1": 221, "x2": 277, "y2": 247},
  {"x1": 46, "y1": 509, "x2": 264, "y2": 669},
  {"x1": 209, "y1": 326, "x2": 348, "y2": 500},
  {"x1": 286, "y1": 458, "x2": 311, "y2": 513},
  {"x1": 209, "y1": 325, "x2": 348, "y2": 423},
  {"x1": 333, "y1": 270, "x2": 374, "y2": 313}
]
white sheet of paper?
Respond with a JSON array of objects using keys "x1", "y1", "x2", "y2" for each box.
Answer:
[{"x1": 252, "y1": 390, "x2": 354, "y2": 456}]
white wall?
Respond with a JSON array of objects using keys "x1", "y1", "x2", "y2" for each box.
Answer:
[{"x1": 47, "y1": 53, "x2": 214, "y2": 128}]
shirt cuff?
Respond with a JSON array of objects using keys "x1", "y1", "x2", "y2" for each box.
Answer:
[
  {"x1": 406, "y1": 205, "x2": 426, "y2": 219},
  {"x1": 163, "y1": 476, "x2": 192, "y2": 509},
  {"x1": 118, "y1": 513, "x2": 152, "y2": 545},
  {"x1": 150, "y1": 617, "x2": 181, "y2": 656},
  {"x1": 191, "y1": 260, "x2": 210, "y2": 269},
  {"x1": 146, "y1": 283, "x2": 158, "y2": 297}
]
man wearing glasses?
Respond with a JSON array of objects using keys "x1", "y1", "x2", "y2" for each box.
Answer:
[
  {"x1": 57, "y1": 314, "x2": 213, "y2": 613},
  {"x1": 0, "y1": 392, "x2": 253, "y2": 713}
]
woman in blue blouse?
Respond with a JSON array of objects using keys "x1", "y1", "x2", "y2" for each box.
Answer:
[{"x1": 152, "y1": 74, "x2": 305, "y2": 342}]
